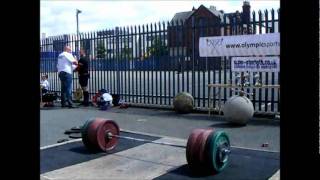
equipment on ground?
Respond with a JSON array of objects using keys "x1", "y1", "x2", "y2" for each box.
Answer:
[
  {"x1": 223, "y1": 95, "x2": 254, "y2": 125},
  {"x1": 173, "y1": 92, "x2": 194, "y2": 114},
  {"x1": 75, "y1": 118, "x2": 231, "y2": 174}
]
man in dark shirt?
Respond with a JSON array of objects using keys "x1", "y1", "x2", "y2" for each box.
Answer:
[{"x1": 78, "y1": 48, "x2": 90, "y2": 106}]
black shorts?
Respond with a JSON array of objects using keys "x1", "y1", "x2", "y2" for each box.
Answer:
[
  {"x1": 42, "y1": 88, "x2": 48, "y2": 94},
  {"x1": 79, "y1": 75, "x2": 89, "y2": 87},
  {"x1": 42, "y1": 93, "x2": 57, "y2": 102}
]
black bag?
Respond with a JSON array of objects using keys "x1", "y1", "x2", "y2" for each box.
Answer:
[{"x1": 111, "y1": 94, "x2": 120, "y2": 106}]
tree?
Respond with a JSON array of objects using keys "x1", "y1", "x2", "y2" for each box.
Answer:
[
  {"x1": 96, "y1": 40, "x2": 106, "y2": 59},
  {"x1": 146, "y1": 37, "x2": 168, "y2": 57},
  {"x1": 120, "y1": 44, "x2": 132, "y2": 59}
]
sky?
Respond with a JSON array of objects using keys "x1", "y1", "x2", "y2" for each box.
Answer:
[{"x1": 41, "y1": 0, "x2": 280, "y2": 38}]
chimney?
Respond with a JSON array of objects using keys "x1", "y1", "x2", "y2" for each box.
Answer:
[
  {"x1": 210, "y1": 6, "x2": 216, "y2": 10},
  {"x1": 242, "y1": 1, "x2": 251, "y2": 24},
  {"x1": 41, "y1": 33, "x2": 46, "y2": 39},
  {"x1": 243, "y1": 0, "x2": 250, "y2": 6},
  {"x1": 192, "y1": 6, "x2": 196, "y2": 11}
]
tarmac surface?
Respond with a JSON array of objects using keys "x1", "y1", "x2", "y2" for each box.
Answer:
[{"x1": 40, "y1": 105, "x2": 280, "y2": 179}]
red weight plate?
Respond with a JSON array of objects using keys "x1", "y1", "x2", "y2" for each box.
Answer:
[
  {"x1": 96, "y1": 120, "x2": 120, "y2": 152},
  {"x1": 192, "y1": 130, "x2": 205, "y2": 166},
  {"x1": 191, "y1": 129, "x2": 212, "y2": 169},
  {"x1": 186, "y1": 129, "x2": 202, "y2": 165},
  {"x1": 87, "y1": 118, "x2": 107, "y2": 151},
  {"x1": 204, "y1": 130, "x2": 216, "y2": 171},
  {"x1": 82, "y1": 118, "x2": 100, "y2": 151},
  {"x1": 198, "y1": 129, "x2": 214, "y2": 165},
  {"x1": 186, "y1": 129, "x2": 206, "y2": 169}
]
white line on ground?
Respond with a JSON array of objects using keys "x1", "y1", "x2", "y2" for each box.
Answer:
[
  {"x1": 40, "y1": 139, "x2": 82, "y2": 150},
  {"x1": 40, "y1": 174, "x2": 53, "y2": 180},
  {"x1": 120, "y1": 129, "x2": 280, "y2": 153},
  {"x1": 269, "y1": 169, "x2": 280, "y2": 180}
]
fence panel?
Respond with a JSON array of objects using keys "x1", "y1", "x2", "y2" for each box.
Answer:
[{"x1": 40, "y1": 9, "x2": 280, "y2": 114}]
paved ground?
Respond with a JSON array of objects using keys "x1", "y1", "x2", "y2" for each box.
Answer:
[
  {"x1": 41, "y1": 105, "x2": 279, "y2": 151},
  {"x1": 41, "y1": 135, "x2": 279, "y2": 180},
  {"x1": 40, "y1": 105, "x2": 280, "y2": 179}
]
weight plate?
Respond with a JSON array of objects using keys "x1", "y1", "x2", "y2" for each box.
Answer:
[
  {"x1": 191, "y1": 129, "x2": 214, "y2": 172},
  {"x1": 198, "y1": 129, "x2": 214, "y2": 165},
  {"x1": 96, "y1": 120, "x2": 120, "y2": 151},
  {"x1": 81, "y1": 118, "x2": 97, "y2": 151},
  {"x1": 204, "y1": 130, "x2": 215, "y2": 171},
  {"x1": 186, "y1": 129, "x2": 206, "y2": 170},
  {"x1": 208, "y1": 130, "x2": 231, "y2": 173},
  {"x1": 71, "y1": 126, "x2": 82, "y2": 131},
  {"x1": 86, "y1": 118, "x2": 106, "y2": 151},
  {"x1": 69, "y1": 133, "x2": 82, "y2": 139}
]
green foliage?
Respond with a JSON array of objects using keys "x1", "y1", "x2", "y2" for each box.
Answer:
[
  {"x1": 146, "y1": 37, "x2": 168, "y2": 57},
  {"x1": 96, "y1": 40, "x2": 106, "y2": 59},
  {"x1": 120, "y1": 44, "x2": 132, "y2": 59}
]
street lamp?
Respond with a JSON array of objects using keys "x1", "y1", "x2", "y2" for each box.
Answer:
[
  {"x1": 76, "y1": 9, "x2": 82, "y2": 57},
  {"x1": 76, "y1": 9, "x2": 82, "y2": 36}
]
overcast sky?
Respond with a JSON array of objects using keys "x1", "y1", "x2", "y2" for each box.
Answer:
[{"x1": 41, "y1": 0, "x2": 280, "y2": 38}]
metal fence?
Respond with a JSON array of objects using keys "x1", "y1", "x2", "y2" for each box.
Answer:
[{"x1": 40, "y1": 9, "x2": 280, "y2": 114}]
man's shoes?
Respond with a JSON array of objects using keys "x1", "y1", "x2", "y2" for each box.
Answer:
[
  {"x1": 78, "y1": 102, "x2": 90, "y2": 107},
  {"x1": 68, "y1": 105, "x2": 78, "y2": 108}
]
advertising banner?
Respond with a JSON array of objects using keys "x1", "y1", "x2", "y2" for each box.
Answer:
[
  {"x1": 231, "y1": 56, "x2": 280, "y2": 72},
  {"x1": 199, "y1": 33, "x2": 280, "y2": 57}
]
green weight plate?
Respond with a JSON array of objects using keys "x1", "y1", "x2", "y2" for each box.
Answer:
[
  {"x1": 204, "y1": 130, "x2": 215, "y2": 170},
  {"x1": 208, "y1": 130, "x2": 231, "y2": 173}
]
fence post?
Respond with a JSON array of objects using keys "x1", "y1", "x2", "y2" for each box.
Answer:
[
  {"x1": 191, "y1": 16, "x2": 195, "y2": 98},
  {"x1": 116, "y1": 27, "x2": 120, "y2": 95}
]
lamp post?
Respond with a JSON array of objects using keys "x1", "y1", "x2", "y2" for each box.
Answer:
[
  {"x1": 76, "y1": 9, "x2": 82, "y2": 36},
  {"x1": 76, "y1": 9, "x2": 82, "y2": 57}
]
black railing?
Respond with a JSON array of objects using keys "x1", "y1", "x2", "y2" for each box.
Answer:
[{"x1": 40, "y1": 9, "x2": 280, "y2": 114}]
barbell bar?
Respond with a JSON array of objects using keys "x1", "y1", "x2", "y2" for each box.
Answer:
[{"x1": 106, "y1": 133, "x2": 187, "y2": 148}]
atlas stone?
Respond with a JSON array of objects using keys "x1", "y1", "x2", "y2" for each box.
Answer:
[
  {"x1": 173, "y1": 92, "x2": 194, "y2": 114},
  {"x1": 223, "y1": 95, "x2": 254, "y2": 125}
]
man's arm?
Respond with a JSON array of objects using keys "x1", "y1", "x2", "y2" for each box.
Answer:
[{"x1": 65, "y1": 53, "x2": 78, "y2": 65}]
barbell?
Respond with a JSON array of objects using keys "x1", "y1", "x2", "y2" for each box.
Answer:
[{"x1": 80, "y1": 117, "x2": 231, "y2": 174}]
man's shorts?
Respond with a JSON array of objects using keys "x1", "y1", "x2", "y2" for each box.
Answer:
[{"x1": 79, "y1": 75, "x2": 89, "y2": 87}]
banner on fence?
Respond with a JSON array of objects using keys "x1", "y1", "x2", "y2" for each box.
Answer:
[
  {"x1": 231, "y1": 56, "x2": 280, "y2": 72},
  {"x1": 199, "y1": 33, "x2": 280, "y2": 57}
]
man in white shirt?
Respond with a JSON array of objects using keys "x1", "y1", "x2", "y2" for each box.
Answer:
[
  {"x1": 57, "y1": 45, "x2": 78, "y2": 108},
  {"x1": 96, "y1": 89, "x2": 113, "y2": 110}
]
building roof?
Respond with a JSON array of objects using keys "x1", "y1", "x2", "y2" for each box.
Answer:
[
  {"x1": 171, "y1": 11, "x2": 195, "y2": 25},
  {"x1": 208, "y1": 7, "x2": 224, "y2": 19},
  {"x1": 170, "y1": 5, "x2": 230, "y2": 25}
]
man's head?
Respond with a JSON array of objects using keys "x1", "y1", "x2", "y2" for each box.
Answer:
[
  {"x1": 80, "y1": 48, "x2": 86, "y2": 56},
  {"x1": 41, "y1": 74, "x2": 48, "y2": 80},
  {"x1": 64, "y1": 45, "x2": 72, "y2": 53}
]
